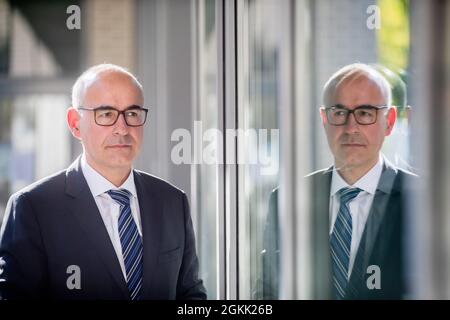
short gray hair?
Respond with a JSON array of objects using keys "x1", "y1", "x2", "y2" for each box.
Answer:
[
  {"x1": 322, "y1": 63, "x2": 392, "y2": 107},
  {"x1": 71, "y1": 63, "x2": 143, "y2": 108}
]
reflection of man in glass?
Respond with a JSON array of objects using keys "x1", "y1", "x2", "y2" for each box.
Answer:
[
  {"x1": 0, "y1": 64, "x2": 206, "y2": 300},
  {"x1": 320, "y1": 63, "x2": 414, "y2": 299},
  {"x1": 262, "y1": 63, "x2": 415, "y2": 299}
]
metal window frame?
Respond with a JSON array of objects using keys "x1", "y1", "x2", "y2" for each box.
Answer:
[{"x1": 193, "y1": 0, "x2": 317, "y2": 300}]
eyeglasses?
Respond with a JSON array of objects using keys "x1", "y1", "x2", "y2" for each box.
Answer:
[
  {"x1": 322, "y1": 104, "x2": 389, "y2": 126},
  {"x1": 77, "y1": 106, "x2": 149, "y2": 127}
]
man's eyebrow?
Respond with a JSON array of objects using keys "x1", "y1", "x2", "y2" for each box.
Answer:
[
  {"x1": 94, "y1": 105, "x2": 115, "y2": 110},
  {"x1": 357, "y1": 104, "x2": 377, "y2": 108},
  {"x1": 95, "y1": 105, "x2": 143, "y2": 110}
]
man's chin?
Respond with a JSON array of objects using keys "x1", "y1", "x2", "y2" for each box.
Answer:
[
  {"x1": 110, "y1": 158, "x2": 134, "y2": 168},
  {"x1": 336, "y1": 153, "x2": 379, "y2": 172},
  {"x1": 335, "y1": 155, "x2": 367, "y2": 170},
  {"x1": 103, "y1": 154, "x2": 135, "y2": 169},
  {"x1": 336, "y1": 163, "x2": 361, "y2": 172}
]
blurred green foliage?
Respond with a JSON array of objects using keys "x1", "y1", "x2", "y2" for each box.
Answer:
[{"x1": 377, "y1": 0, "x2": 410, "y2": 115}]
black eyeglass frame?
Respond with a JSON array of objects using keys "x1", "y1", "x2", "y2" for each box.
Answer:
[
  {"x1": 322, "y1": 104, "x2": 389, "y2": 126},
  {"x1": 77, "y1": 105, "x2": 149, "y2": 127}
]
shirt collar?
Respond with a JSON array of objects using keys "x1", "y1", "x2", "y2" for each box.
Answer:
[
  {"x1": 330, "y1": 154, "x2": 384, "y2": 196},
  {"x1": 81, "y1": 153, "x2": 137, "y2": 198}
]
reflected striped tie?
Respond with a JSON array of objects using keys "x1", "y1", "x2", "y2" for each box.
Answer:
[
  {"x1": 107, "y1": 189, "x2": 143, "y2": 300},
  {"x1": 330, "y1": 187, "x2": 361, "y2": 299}
]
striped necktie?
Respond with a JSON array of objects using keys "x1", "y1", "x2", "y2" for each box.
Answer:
[
  {"x1": 330, "y1": 187, "x2": 361, "y2": 299},
  {"x1": 107, "y1": 189, "x2": 143, "y2": 300}
]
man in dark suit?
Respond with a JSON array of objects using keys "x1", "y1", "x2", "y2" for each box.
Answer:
[
  {"x1": 261, "y1": 63, "x2": 415, "y2": 299},
  {"x1": 0, "y1": 64, "x2": 206, "y2": 300}
]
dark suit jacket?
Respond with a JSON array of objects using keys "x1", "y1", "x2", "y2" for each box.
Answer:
[
  {"x1": 261, "y1": 159, "x2": 415, "y2": 299},
  {"x1": 0, "y1": 157, "x2": 206, "y2": 300}
]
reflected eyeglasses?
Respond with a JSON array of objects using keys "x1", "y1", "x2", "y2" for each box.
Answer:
[{"x1": 322, "y1": 104, "x2": 388, "y2": 126}]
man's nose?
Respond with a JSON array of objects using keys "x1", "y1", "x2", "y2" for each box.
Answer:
[
  {"x1": 113, "y1": 113, "x2": 129, "y2": 135},
  {"x1": 344, "y1": 112, "x2": 359, "y2": 133}
]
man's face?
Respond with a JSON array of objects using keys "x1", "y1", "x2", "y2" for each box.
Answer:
[
  {"x1": 320, "y1": 76, "x2": 396, "y2": 171},
  {"x1": 75, "y1": 72, "x2": 144, "y2": 172}
]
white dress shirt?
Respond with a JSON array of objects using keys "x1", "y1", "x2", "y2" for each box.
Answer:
[
  {"x1": 80, "y1": 154, "x2": 142, "y2": 281},
  {"x1": 329, "y1": 155, "x2": 384, "y2": 278}
]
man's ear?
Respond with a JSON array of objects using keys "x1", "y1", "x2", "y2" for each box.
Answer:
[
  {"x1": 385, "y1": 106, "x2": 397, "y2": 136},
  {"x1": 320, "y1": 107, "x2": 328, "y2": 126},
  {"x1": 67, "y1": 107, "x2": 81, "y2": 139}
]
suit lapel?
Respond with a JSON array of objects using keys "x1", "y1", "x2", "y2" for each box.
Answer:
[
  {"x1": 133, "y1": 171, "x2": 163, "y2": 299},
  {"x1": 64, "y1": 157, "x2": 129, "y2": 299},
  {"x1": 347, "y1": 159, "x2": 400, "y2": 296},
  {"x1": 311, "y1": 167, "x2": 333, "y2": 298}
]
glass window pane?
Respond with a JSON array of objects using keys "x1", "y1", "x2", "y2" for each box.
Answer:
[
  {"x1": 194, "y1": 0, "x2": 220, "y2": 300},
  {"x1": 237, "y1": 0, "x2": 282, "y2": 299},
  {"x1": 0, "y1": 94, "x2": 71, "y2": 225},
  {"x1": 303, "y1": 0, "x2": 413, "y2": 299}
]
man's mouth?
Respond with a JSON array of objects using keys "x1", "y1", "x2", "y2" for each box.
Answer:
[
  {"x1": 107, "y1": 144, "x2": 132, "y2": 148},
  {"x1": 341, "y1": 143, "x2": 365, "y2": 147}
]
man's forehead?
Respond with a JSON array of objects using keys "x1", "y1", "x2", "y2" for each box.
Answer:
[
  {"x1": 79, "y1": 76, "x2": 143, "y2": 110},
  {"x1": 332, "y1": 76, "x2": 385, "y2": 104},
  {"x1": 83, "y1": 71, "x2": 142, "y2": 96},
  {"x1": 85, "y1": 71, "x2": 138, "y2": 88}
]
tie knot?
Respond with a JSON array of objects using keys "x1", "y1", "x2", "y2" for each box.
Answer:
[
  {"x1": 338, "y1": 187, "x2": 361, "y2": 205},
  {"x1": 107, "y1": 189, "x2": 132, "y2": 207}
]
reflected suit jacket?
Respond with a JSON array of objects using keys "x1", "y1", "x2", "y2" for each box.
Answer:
[
  {"x1": 261, "y1": 159, "x2": 416, "y2": 299},
  {"x1": 0, "y1": 157, "x2": 206, "y2": 300}
]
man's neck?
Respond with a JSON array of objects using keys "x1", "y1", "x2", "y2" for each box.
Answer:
[
  {"x1": 335, "y1": 156, "x2": 380, "y2": 185},
  {"x1": 85, "y1": 157, "x2": 131, "y2": 187}
]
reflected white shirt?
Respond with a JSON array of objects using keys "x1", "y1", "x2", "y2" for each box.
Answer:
[
  {"x1": 329, "y1": 155, "x2": 383, "y2": 278},
  {"x1": 80, "y1": 154, "x2": 142, "y2": 281}
]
